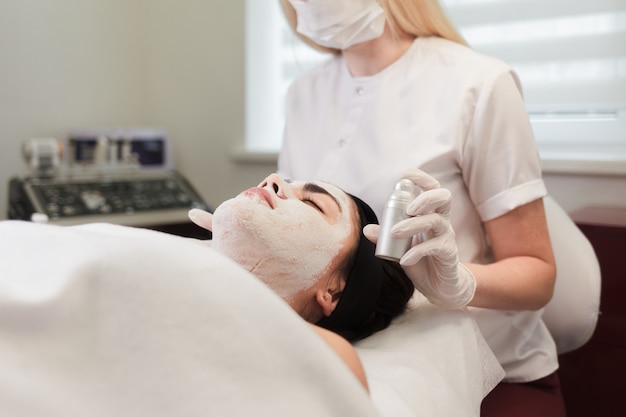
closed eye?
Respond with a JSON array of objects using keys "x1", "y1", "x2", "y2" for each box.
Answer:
[
  {"x1": 302, "y1": 197, "x2": 324, "y2": 213},
  {"x1": 302, "y1": 183, "x2": 341, "y2": 213}
]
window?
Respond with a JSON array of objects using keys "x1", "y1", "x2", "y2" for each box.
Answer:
[
  {"x1": 245, "y1": 0, "x2": 327, "y2": 152},
  {"x1": 244, "y1": 0, "x2": 626, "y2": 166}
]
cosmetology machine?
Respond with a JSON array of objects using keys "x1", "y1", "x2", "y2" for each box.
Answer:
[{"x1": 8, "y1": 129, "x2": 211, "y2": 234}]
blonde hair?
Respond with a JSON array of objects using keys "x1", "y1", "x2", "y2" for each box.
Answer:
[{"x1": 279, "y1": 0, "x2": 466, "y2": 54}]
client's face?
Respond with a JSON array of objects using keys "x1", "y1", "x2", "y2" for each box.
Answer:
[{"x1": 211, "y1": 173, "x2": 356, "y2": 301}]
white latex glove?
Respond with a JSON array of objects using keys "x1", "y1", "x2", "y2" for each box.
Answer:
[
  {"x1": 188, "y1": 208, "x2": 214, "y2": 233},
  {"x1": 364, "y1": 169, "x2": 476, "y2": 309}
]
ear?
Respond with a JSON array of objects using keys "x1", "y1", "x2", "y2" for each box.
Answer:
[{"x1": 315, "y1": 287, "x2": 343, "y2": 317}]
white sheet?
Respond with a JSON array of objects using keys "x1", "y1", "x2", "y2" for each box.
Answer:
[
  {"x1": 356, "y1": 294, "x2": 504, "y2": 417},
  {"x1": 0, "y1": 221, "x2": 503, "y2": 417}
]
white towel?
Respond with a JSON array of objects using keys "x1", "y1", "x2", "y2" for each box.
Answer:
[
  {"x1": 0, "y1": 221, "x2": 378, "y2": 417},
  {"x1": 0, "y1": 220, "x2": 503, "y2": 417}
]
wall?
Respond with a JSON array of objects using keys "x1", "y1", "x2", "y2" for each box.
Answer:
[
  {"x1": 1, "y1": 0, "x2": 144, "y2": 216},
  {"x1": 544, "y1": 173, "x2": 626, "y2": 214},
  {"x1": 0, "y1": 0, "x2": 624, "y2": 221},
  {"x1": 139, "y1": 0, "x2": 272, "y2": 209},
  {"x1": 0, "y1": 0, "x2": 270, "y2": 219}
]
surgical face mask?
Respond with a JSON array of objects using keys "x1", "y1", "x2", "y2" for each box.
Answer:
[
  {"x1": 211, "y1": 179, "x2": 353, "y2": 302},
  {"x1": 289, "y1": 0, "x2": 386, "y2": 50}
]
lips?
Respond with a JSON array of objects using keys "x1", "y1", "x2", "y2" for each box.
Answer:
[{"x1": 241, "y1": 187, "x2": 275, "y2": 208}]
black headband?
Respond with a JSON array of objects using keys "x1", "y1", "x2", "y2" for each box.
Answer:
[{"x1": 316, "y1": 194, "x2": 385, "y2": 335}]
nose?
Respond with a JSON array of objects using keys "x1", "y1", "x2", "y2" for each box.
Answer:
[{"x1": 259, "y1": 173, "x2": 288, "y2": 199}]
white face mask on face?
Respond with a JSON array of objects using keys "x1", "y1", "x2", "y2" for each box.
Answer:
[
  {"x1": 211, "y1": 178, "x2": 353, "y2": 302},
  {"x1": 289, "y1": 0, "x2": 386, "y2": 50}
]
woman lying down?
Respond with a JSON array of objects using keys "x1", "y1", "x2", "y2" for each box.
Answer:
[
  {"x1": 0, "y1": 173, "x2": 414, "y2": 400},
  {"x1": 189, "y1": 173, "x2": 415, "y2": 390},
  {"x1": 2, "y1": 172, "x2": 504, "y2": 417}
]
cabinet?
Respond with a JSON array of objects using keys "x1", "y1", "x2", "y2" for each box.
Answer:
[{"x1": 558, "y1": 207, "x2": 626, "y2": 417}]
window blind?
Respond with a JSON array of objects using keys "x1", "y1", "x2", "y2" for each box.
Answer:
[
  {"x1": 442, "y1": 0, "x2": 626, "y2": 159},
  {"x1": 245, "y1": 0, "x2": 626, "y2": 160}
]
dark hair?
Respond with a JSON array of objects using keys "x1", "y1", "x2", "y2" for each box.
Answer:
[{"x1": 316, "y1": 194, "x2": 415, "y2": 342}]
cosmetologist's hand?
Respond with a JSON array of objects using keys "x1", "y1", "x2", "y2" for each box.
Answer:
[
  {"x1": 188, "y1": 208, "x2": 214, "y2": 233},
  {"x1": 364, "y1": 169, "x2": 476, "y2": 309}
]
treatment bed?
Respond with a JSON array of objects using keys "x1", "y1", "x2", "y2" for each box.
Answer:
[{"x1": 0, "y1": 221, "x2": 503, "y2": 417}]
